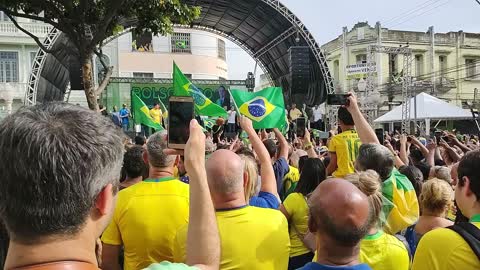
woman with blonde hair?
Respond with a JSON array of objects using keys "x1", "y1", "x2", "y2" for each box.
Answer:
[
  {"x1": 411, "y1": 179, "x2": 454, "y2": 246},
  {"x1": 344, "y1": 170, "x2": 410, "y2": 270}
]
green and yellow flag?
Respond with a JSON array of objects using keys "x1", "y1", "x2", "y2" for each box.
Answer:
[
  {"x1": 382, "y1": 169, "x2": 420, "y2": 234},
  {"x1": 173, "y1": 63, "x2": 227, "y2": 118},
  {"x1": 132, "y1": 93, "x2": 164, "y2": 131},
  {"x1": 230, "y1": 87, "x2": 286, "y2": 129}
]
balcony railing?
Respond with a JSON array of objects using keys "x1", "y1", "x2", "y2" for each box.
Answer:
[{"x1": 0, "y1": 22, "x2": 52, "y2": 37}]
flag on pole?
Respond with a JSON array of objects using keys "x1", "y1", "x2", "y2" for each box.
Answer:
[
  {"x1": 132, "y1": 94, "x2": 164, "y2": 131},
  {"x1": 157, "y1": 97, "x2": 168, "y2": 119},
  {"x1": 173, "y1": 62, "x2": 227, "y2": 118},
  {"x1": 230, "y1": 87, "x2": 286, "y2": 129}
]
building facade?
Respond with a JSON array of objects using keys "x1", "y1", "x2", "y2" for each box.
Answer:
[
  {"x1": 0, "y1": 12, "x2": 52, "y2": 119},
  {"x1": 322, "y1": 22, "x2": 480, "y2": 114}
]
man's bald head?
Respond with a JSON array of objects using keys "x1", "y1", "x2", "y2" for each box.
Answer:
[
  {"x1": 308, "y1": 179, "x2": 371, "y2": 247},
  {"x1": 206, "y1": 149, "x2": 245, "y2": 195}
]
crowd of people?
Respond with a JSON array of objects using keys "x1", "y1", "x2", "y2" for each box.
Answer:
[{"x1": 0, "y1": 92, "x2": 480, "y2": 270}]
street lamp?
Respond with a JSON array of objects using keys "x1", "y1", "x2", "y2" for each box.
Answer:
[{"x1": 246, "y1": 72, "x2": 255, "y2": 92}]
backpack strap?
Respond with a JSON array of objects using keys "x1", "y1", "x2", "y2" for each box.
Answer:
[{"x1": 448, "y1": 222, "x2": 480, "y2": 261}]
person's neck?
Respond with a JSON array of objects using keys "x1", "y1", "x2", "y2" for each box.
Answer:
[
  {"x1": 421, "y1": 209, "x2": 446, "y2": 219},
  {"x1": 5, "y1": 233, "x2": 97, "y2": 269},
  {"x1": 213, "y1": 192, "x2": 247, "y2": 210},
  {"x1": 464, "y1": 205, "x2": 480, "y2": 220},
  {"x1": 149, "y1": 166, "x2": 174, "y2": 180},
  {"x1": 367, "y1": 227, "x2": 378, "y2": 235},
  {"x1": 121, "y1": 176, "x2": 143, "y2": 188},
  {"x1": 340, "y1": 125, "x2": 355, "y2": 132},
  {"x1": 315, "y1": 236, "x2": 361, "y2": 267}
]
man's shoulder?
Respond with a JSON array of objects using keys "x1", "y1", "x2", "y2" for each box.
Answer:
[
  {"x1": 247, "y1": 206, "x2": 287, "y2": 224},
  {"x1": 117, "y1": 180, "x2": 189, "y2": 201}
]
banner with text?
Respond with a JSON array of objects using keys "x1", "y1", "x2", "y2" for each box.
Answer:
[
  {"x1": 346, "y1": 63, "x2": 377, "y2": 79},
  {"x1": 131, "y1": 83, "x2": 231, "y2": 110}
]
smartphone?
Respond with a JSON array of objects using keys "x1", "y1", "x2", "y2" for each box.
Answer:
[
  {"x1": 168, "y1": 96, "x2": 194, "y2": 149},
  {"x1": 407, "y1": 136, "x2": 412, "y2": 142},
  {"x1": 327, "y1": 94, "x2": 350, "y2": 106},
  {"x1": 442, "y1": 136, "x2": 450, "y2": 143},
  {"x1": 435, "y1": 131, "x2": 442, "y2": 145},
  {"x1": 296, "y1": 117, "x2": 306, "y2": 138},
  {"x1": 375, "y1": 128, "x2": 384, "y2": 145}
]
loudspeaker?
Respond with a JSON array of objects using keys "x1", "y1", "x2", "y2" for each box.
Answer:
[{"x1": 289, "y1": 46, "x2": 311, "y2": 95}]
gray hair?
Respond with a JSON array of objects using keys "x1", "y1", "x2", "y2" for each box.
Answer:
[
  {"x1": 0, "y1": 103, "x2": 124, "y2": 242},
  {"x1": 356, "y1": 144, "x2": 395, "y2": 181},
  {"x1": 146, "y1": 131, "x2": 176, "y2": 168}
]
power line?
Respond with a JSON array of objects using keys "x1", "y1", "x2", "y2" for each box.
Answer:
[
  {"x1": 387, "y1": 0, "x2": 451, "y2": 29},
  {"x1": 382, "y1": 0, "x2": 439, "y2": 25}
]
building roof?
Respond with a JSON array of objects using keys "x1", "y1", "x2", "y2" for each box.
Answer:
[{"x1": 374, "y1": 92, "x2": 472, "y2": 123}]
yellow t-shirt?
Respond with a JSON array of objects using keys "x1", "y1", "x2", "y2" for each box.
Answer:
[
  {"x1": 412, "y1": 221, "x2": 480, "y2": 270},
  {"x1": 328, "y1": 129, "x2": 361, "y2": 178},
  {"x1": 283, "y1": 192, "x2": 310, "y2": 257},
  {"x1": 282, "y1": 166, "x2": 300, "y2": 199},
  {"x1": 360, "y1": 231, "x2": 410, "y2": 270},
  {"x1": 150, "y1": 108, "x2": 163, "y2": 124},
  {"x1": 102, "y1": 178, "x2": 189, "y2": 270},
  {"x1": 173, "y1": 206, "x2": 290, "y2": 270},
  {"x1": 290, "y1": 108, "x2": 303, "y2": 121},
  {"x1": 312, "y1": 231, "x2": 409, "y2": 270}
]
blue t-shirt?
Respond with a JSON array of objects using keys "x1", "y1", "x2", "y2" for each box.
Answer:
[
  {"x1": 273, "y1": 157, "x2": 290, "y2": 195},
  {"x1": 299, "y1": 262, "x2": 372, "y2": 270},
  {"x1": 120, "y1": 108, "x2": 129, "y2": 124},
  {"x1": 249, "y1": 191, "x2": 279, "y2": 209}
]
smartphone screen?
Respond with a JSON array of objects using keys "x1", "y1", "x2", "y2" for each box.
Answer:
[
  {"x1": 375, "y1": 128, "x2": 384, "y2": 145},
  {"x1": 327, "y1": 94, "x2": 349, "y2": 106},
  {"x1": 168, "y1": 96, "x2": 194, "y2": 149},
  {"x1": 296, "y1": 117, "x2": 306, "y2": 138}
]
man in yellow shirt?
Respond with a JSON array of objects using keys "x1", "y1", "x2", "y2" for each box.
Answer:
[
  {"x1": 150, "y1": 103, "x2": 163, "y2": 124},
  {"x1": 290, "y1": 103, "x2": 303, "y2": 121},
  {"x1": 102, "y1": 131, "x2": 190, "y2": 270},
  {"x1": 326, "y1": 107, "x2": 361, "y2": 178},
  {"x1": 412, "y1": 150, "x2": 480, "y2": 270},
  {"x1": 173, "y1": 149, "x2": 290, "y2": 269}
]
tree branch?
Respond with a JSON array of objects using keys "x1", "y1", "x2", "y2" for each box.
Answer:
[
  {"x1": 93, "y1": 49, "x2": 109, "y2": 71},
  {"x1": 90, "y1": 0, "x2": 128, "y2": 48},
  {"x1": 0, "y1": 6, "x2": 63, "y2": 30},
  {"x1": 2, "y1": 12, "x2": 57, "y2": 54},
  {"x1": 95, "y1": 67, "x2": 113, "y2": 96}
]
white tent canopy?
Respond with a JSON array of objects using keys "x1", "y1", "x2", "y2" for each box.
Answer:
[{"x1": 374, "y1": 92, "x2": 472, "y2": 123}]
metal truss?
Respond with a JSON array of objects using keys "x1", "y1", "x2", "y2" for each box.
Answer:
[
  {"x1": 262, "y1": 0, "x2": 335, "y2": 95},
  {"x1": 174, "y1": 24, "x2": 275, "y2": 86},
  {"x1": 365, "y1": 45, "x2": 413, "y2": 133},
  {"x1": 24, "y1": 27, "x2": 61, "y2": 106},
  {"x1": 253, "y1": 26, "x2": 297, "y2": 59},
  {"x1": 109, "y1": 77, "x2": 247, "y2": 86}
]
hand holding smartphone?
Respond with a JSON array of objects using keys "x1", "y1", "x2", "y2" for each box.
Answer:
[
  {"x1": 296, "y1": 117, "x2": 306, "y2": 138},
  {"x1": 168, "y1": 96, "x2": 195, "y2": 150}
]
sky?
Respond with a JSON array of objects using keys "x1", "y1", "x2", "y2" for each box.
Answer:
[{"x1": 226, "y1": 0, "x2": 480, "y2": 80}]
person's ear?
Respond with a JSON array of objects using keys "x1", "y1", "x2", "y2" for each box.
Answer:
[
  {"x1": 243, "y1": 171, "x2": 249, "y2": 189},
  {"x1": 462, "y1": 176, "x2": 474, "y2": 198},
  {"x1": 143, "y1": 151, "x2": 149, "y2": 165},
  {"x1": 95, "y1": 184, "x2": 115, "y2": 216}
]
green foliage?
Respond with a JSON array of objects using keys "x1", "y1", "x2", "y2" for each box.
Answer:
[{"x1": 0, "y1": 0, "x2": 201, "y2": 52}]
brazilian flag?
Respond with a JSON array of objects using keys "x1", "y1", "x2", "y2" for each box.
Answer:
[
  {"x1": 230, "y1": 87, "x2": 286, "y2": 129},
  {"x1": 173, "y1": 62, "x2": 227, "y2": 118},
  {"x1": 132, "y1": 94, "x2": 164, "y2": 131},
  {"x1": 382, "y1": 169, "x2": 420, "y2": 234}
]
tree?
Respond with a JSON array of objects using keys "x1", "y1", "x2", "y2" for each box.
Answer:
[{"x1": 0, "y1": 0, "x2": 200, "y2": 110}]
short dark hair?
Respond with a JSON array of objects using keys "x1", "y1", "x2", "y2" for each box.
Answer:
[
  {"x1": 0, "y1": 103, "x2": 124, "y2": 243},
  {"x1": 399, "y1": 165, "x2": 424, "y2": 199},
  {"x1": 134, "y1": 135, "x2": 146, "y2": 145},
  {"x1": 414, "y1": 162, "x2": 431, "y2": 183},
  {"x1": 123, "y1": 146, "x2": 147, "y2": 179},
  {"x1": 356, "y1": 144, "x2": 394, "y2": 181},
  {"x1": 263, "y1": 139, "x2": 277, "y2": 158},
  {"x1": 458, "y1": 150, "x2": 480, "y2": 200},
  {"x1": 296, "y1": 158, "x2": 327, "y2": 196},
  {"x1": 338, "y1": 107, "x2": 354, "y2": 126}
]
